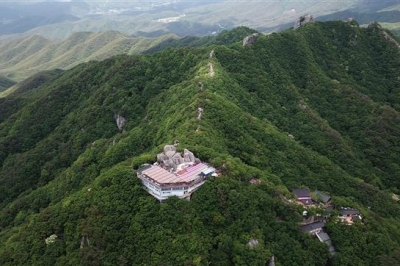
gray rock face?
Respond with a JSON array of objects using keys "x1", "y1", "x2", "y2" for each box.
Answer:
[
  {"x1": 156, "y1": 145, "x2": 198, "y2": 171},
  {"x1": 268, "y1": 255, "x2": 276, "y2": 266},
  {"x1": 115, "y1": 114, "x2": 126, "y2": 131},
  {"x1": 183, "y1": 149, "x2": 195, "y2": 163},
  {"x1": 382, "y1": 31, "x2": 400, "y2": 50},
  {"x1": 209, "y1": 49, "x2": 214, "y2": 58},
  {"x1": 163, "y1": 145, "x2": 177, "y2": 162},
  {"x1": 172, "y1": 153, "x2": 184, "y2": 165},
  {"x1": 45, "y1": 234, "x2": 58, "y2": 245},
  {"x1": 294, "y1": 14, "x2": 314, "y2": 29},
  {"x1": 242, "y1": 33, "x2": 259, "y2": 46},
  {"x1": 247, "y1": 238, "x2": 259, "y2": 248},
  {"x1": 197, "y1": 107, "x2": 204, "y2": 120},
  {"x1": 157, "y1": 153, "x2": 168, "y2": 162}
]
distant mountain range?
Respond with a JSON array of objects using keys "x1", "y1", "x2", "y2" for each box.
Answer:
[
  {"x1": 0, "y1": 27, "x2": 260, "y2": 82},
  {"x1": 0, "y1": 31, "x2": 177, "y2": 81},
  {"x1": 1, "y1": 0, "x2": 400, "y2": 85},
  {"x1": 1, "y1": 0, "x2": 400, "y2": 39}
]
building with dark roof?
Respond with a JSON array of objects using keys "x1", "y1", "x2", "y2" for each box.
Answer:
[
  {"x1": 292, "y1": 188, "x2": 313, "y2": 205},
  {"x1": 339, "y1": 208, "x2": 362, "y2": 224},
  {"x1": 300, "y1": 221, "x2": 325, "y2": 235},
  {"x1": 316, "y1": 232, "x2": 336, "y2": 255},
  {"x1": 325, "y1": 205, "x2": 334, "y2": 213},
  {"x1": 340, "y1": 208, "x2": 360, "y2": 216},
  {"x1": 301, "y1": 222, "x2": 336, "y2": 256},
  {"x1": 314, "y1": 190, "x2": 331, "y2": 204}
]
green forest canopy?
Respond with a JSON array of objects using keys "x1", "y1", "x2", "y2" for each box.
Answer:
[{"x1": 0, "y1": 21, "x2": 400, "y2": 265}]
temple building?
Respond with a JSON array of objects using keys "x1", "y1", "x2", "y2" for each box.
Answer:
[{"x1": 136, "y1": 145, "x2": 216, "y2": 201}]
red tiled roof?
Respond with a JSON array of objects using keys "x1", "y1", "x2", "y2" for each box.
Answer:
[
  {"x1": 142, "y1": 166, "x2": 180, "y2": 184},
  {"x1": 141, "y1": 163, "x2": 210, "y2": 184},
  {"x1": 178, "y1": 163, "x2": 209, "y2": 182}
]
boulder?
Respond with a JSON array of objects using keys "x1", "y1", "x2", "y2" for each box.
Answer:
[
  {"x1": 294, "y1": 14, "x2": 314, "y2": 29},
  {"x1": 242, "y1": 33, "x2": 259, "y2": 46},
  {"x1": 114, "y1": 113, "x2": 126, "y2": 131}
]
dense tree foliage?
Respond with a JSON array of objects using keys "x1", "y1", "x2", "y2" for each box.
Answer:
[
  {"x1": 1, "y1": 21, "x2": 400, "y2": 265},
  {"x1": 143, "y1": 26, "x2": 258, "y2": 54}
]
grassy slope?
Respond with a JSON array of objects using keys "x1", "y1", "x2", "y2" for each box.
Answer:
[{"x1": 0, "y1": 22, "x2": 400, "y2": 265}]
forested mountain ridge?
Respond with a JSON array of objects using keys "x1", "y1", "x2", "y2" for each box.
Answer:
[
  {"x1": 2, "y1": 0, "x2": 400, "y2": 40},
  {"x1": 1, "y1": 21, "x2": 400, "y2": 265},
  {"x1": 0, "y1": 27, "x2": 257, "y2": 83},
  {"x1": 0, "y1": 31, "x2": 178, "y2": 82}
]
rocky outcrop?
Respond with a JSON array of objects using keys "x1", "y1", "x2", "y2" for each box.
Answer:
[
  {"x1": 183, "y1": 149, "x2": 196, "y2": 163},
  {"x1": 45, "y1": 234, "x2": 58, "y2": 245},
  {"x1": 208, "y1": 62, "x2": 215, "y2": 77},
  {"x1": 242, "y1": 33, "x2": 259, "y2": 46},
  {"x1": 114, "y1": 113, "x2": 126, "y2": 131},
  {"x1": 247, "y1": 238, "x2": 259, "y2": 249},
  {"x1": 157, "y1": 145, "x2": 199, "y2": 171},
  {"x1": 299, "y1": 101, "x2": 307, "y2": 110},
  {"x1": 198, "y1": 81, "x2": 204, "y2": 90},
  {"x1": 80, "y1": 236, "x2": 90, "y2": 249},
  {"x1": 294, "y1": 14, "x2": 314, "y2": 29},
  {"x1": 268, "y1": 255, "x2": 276, "y2": 266},
  {"x1": 197, "y1": 107, "x2": 204, "y2": 120},
  {"x1": 382, "y1": 31, "x2": 400, "y2": 50}
]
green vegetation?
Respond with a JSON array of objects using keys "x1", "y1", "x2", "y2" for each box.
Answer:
[
  {"x1": 0, "y1": 31, "x2": 176, "y2": 82},
  {"x1": 317, "y1": 10, "x2": 400, "y2": 37},
  {"x1": 0, "y1": 76, "x2": 16, "y2": 92},
  {"x1": 2, "y1": 0, "x2": 359, "y2": 40},
  {"x1": 0, "y1": 69, "x2": 63, "y2": 98},
  {"x1": 143, "y1": 26, "x2": 259, "y2": 54},
  {"x1": 375, "y1": 22, "x2": 400, "y2": 37},
  {"x1": 0, "y1": 27, "x2": 257, "y2": 82},
  {"x1": 1, "y1": 21, "x2": 400, "y2": 265}
]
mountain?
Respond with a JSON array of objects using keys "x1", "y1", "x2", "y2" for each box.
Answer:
[
  {"x1": 314, "y1": 10, "x2": 400, "y2": 36},
  {"x1": 0, "y1": 27, "x2": 259, "y2": 82},
  {"x1": 0, "y1": 1, "x2": 85, "y2": 35},
  {"x1": 1, "y1": 22, "x2": 400, "y2": 265},
  {"x1": 353, "y1": 0, "x2": 400, "y2": 12},
  {"x1": 2, "y1": 0, "x2": 400, "y2": 82},
  {"x1": 2, "y1": 0, "x2": 400, "y2": 40},
  {"x1": 0, "y1": 76, "x2": 16, "y2": 92},
  {"x1": 0, "y1": 31, "x2": 175, "y2": 81}
]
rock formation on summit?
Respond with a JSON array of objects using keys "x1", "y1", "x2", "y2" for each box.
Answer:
[
  {"x1": 294, "y1": 14, "x2": 314, "y2": 29},
  {"x1": 242, "y1": 33, "x2": 259, "y2": 46}
]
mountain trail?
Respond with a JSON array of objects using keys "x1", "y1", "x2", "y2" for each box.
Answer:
[{"x1": 208, "y1": 62, "x2": 215, "y2": 77}]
